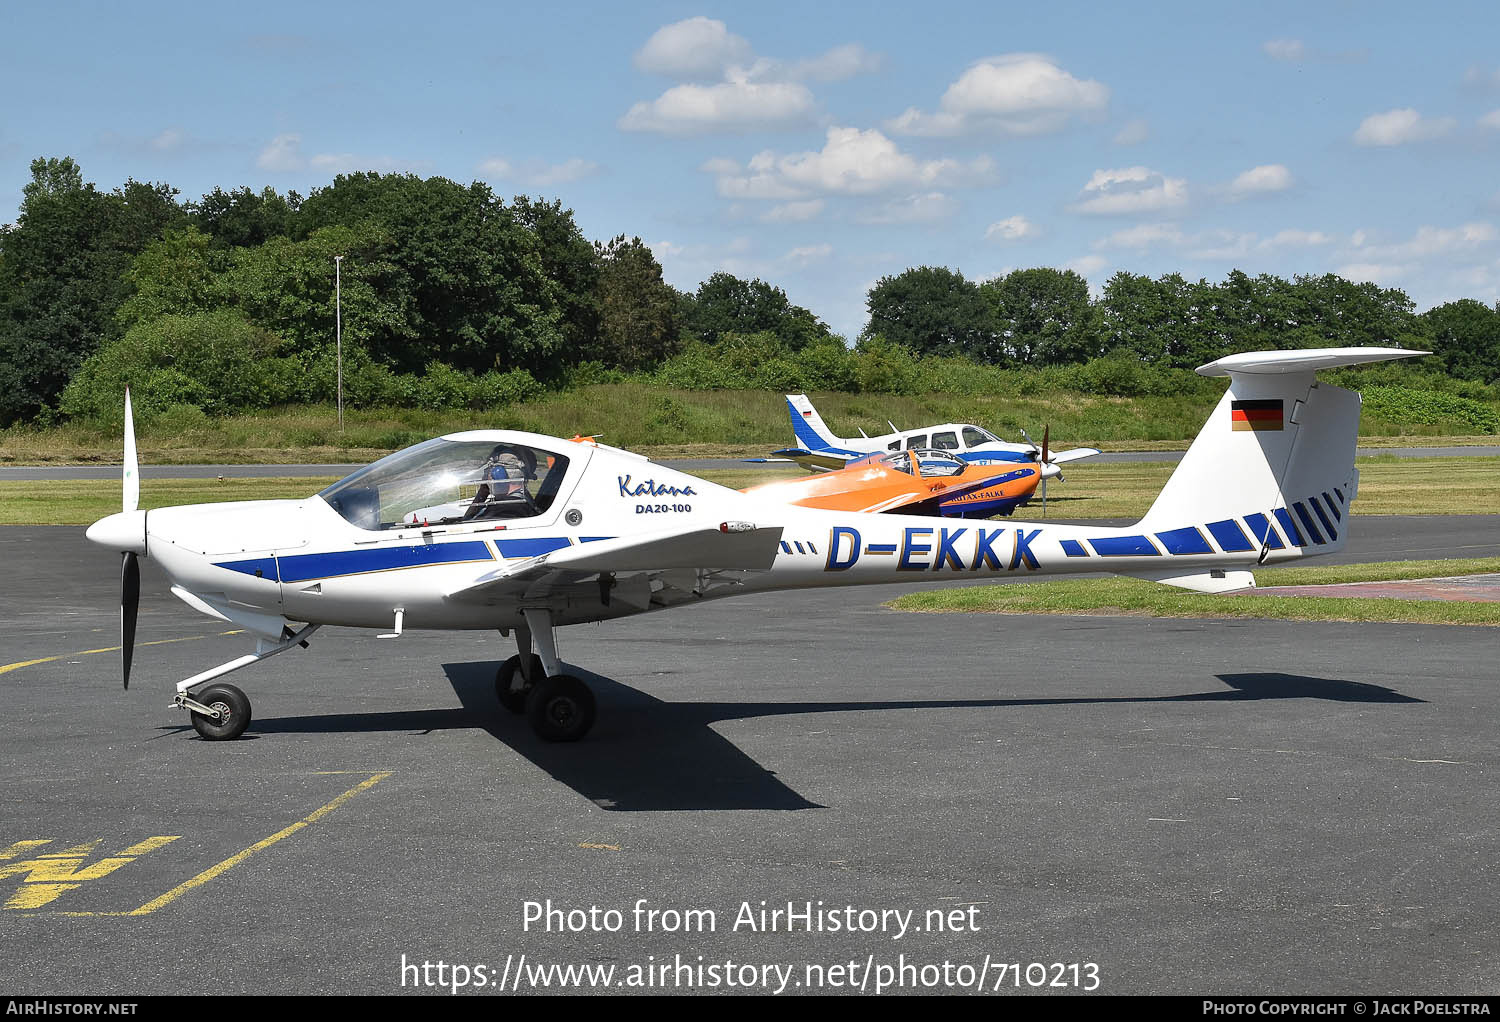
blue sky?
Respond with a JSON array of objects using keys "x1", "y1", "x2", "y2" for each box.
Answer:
[{"x1": 5, "y1": 1, "x2": 1499, "y2": 339}]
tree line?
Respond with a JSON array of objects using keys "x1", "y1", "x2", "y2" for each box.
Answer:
[
  {"x1": 1, "y1": 156, "x2": 1497, "y2": 428},
  {"x1": 866, "y1": 265, "x2": 1500, "y2": 381},
  {"x1": 0, "y1": 157, "x2": 836, "y2": 425}
]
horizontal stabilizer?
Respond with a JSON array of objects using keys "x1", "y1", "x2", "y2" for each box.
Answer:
[
  {"x1": 1123, "y1": 569, "x2": 1256, "y2": 594},
  {"x1": 1197, "y1": 347, "x2": 1426, "y2": 377}
]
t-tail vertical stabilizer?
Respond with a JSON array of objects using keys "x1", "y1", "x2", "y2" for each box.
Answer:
[{"x1": 1134, "y1": 347, "x2": 1425, "y2": 582}]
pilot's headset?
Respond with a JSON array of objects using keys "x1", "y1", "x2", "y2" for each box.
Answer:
[{"x1": 484, "y1": 446, "x2": 535, "y2": 494}]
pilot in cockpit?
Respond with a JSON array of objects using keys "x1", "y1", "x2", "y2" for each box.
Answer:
[{"x1": 463, "y1": 444, "x2": 538, "y2": 520}]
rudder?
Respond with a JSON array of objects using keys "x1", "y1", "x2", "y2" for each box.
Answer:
[
  {"x1": 785, "y1": 394, "x2": 853, "y2": 455},
  {"x1": 1138, "y1": 347, "x2": 1425, "y2": 563}
]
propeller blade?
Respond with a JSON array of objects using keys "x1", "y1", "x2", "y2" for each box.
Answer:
[
  {"x1": 121, "y1": 551, "x2": 140, "y2": 690},
  {"x1": 123, "y1": 387, "x2": 139, "y2": 513},
  {"x1": 1041, "y1": 424, "x2": 1049, "y2": 466}
]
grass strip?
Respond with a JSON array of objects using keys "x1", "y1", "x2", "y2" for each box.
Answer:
[{"x1": 887, "y1": 558, "x2": 1500, "y2": 627}]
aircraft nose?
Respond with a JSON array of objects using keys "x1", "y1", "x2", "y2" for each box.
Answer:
[
  {"x1": 86, "y1": 510, "x2": 147, "y2": 554},
  {"x1": 1039, "y1": 462, "x2": 1062, "y2": 480}
]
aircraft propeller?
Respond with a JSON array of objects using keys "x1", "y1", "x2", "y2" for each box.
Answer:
[
  {"x1": 120, "y1": 388, "x2": 139, "y2": 689},
  {"x1": 1019, "y1": 424, "x2": 1055, "y2": 516}
]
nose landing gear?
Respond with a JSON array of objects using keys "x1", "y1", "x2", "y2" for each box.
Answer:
[{"x1": 182, "y1": 683, "x2": 252, "y2": 741}]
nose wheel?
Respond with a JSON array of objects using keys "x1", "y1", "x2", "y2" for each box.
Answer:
[{"x1": 187, "y1": 683, "x2": 252, "y2": 741}]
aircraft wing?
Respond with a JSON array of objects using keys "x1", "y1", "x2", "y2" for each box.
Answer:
[
  {"x1": 444, "y1": 522, "x2": 785, "y2": 604},
  {"x1": 1048, "y1": 447, "x2": 1102, "y2": 465},
  {"x1": 767, "y1": 448, "x2": 849, "y2": 472}
]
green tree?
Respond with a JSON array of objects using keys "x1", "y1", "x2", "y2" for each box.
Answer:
[
  {"x1": 1098, "y1": 271, "x2": 1171, "y2": 362},
  {"x1": 1288, "y1": 273, "x2": 1425, "y2": 348},
  {"x1": 980, "y1": 267, "x2": 1100, "y2": 365},
  {"x1": 864, "y1": 266, "x2": 993, "y2": 358},
  {"x1": 1424, "y1": 299, "x2": 1500, "y2": 382},
  {"x1": 686, "y1": 271, "x2": 833, "y2": 349},
  {"x1": 192, "y1": 186, "x2": 300, "y2": 249},
  {"x1": 509, "y1": 195, "x2": 600, "y2": 359},
  {"x1": 295, "y1": 172, "x2": 565, "y2": 373},
  {"x1": 60, "y1": 310, "x2": 304, "y2": 421},
  {"x1": 115, "y1": 226, "x2": 224, "y2": 329},
  {"x1": 593, "y1": 236, "x2": 681, "y2": 368},
  {"x1": 0, "y1": 157, "x2": 185, "y2": 423},
  {"x1": 216, "y1": 223, "x2": 420, "y2": 364}
]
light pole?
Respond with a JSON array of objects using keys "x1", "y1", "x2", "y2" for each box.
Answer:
[{"x1": 334, "y1": 254, "x2": 344, "y2": 433}]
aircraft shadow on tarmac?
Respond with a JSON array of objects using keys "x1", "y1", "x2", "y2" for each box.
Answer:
[{"x1": 193, "y1": 667, "x2": 1422, "y2": 812}]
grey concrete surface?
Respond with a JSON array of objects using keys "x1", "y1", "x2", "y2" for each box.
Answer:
[{"x1": 0, "y1": 523, "x2": 1495, "y2": 995}]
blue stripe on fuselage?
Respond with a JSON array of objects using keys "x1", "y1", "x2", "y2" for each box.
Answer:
[
  {"x1": 276, "y1": 540, "x2": 496, "y2": 583},
  {"x1": 216, "y1": 556, "x2": 279, "y2": 581}
]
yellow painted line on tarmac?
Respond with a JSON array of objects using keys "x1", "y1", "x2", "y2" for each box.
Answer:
[
  {"x1": 578, "y1": 842, "x2": 621, "y2": 852},
  {"x1": 0, "y1": 630, "x2": 244, "y2": 677},
  {"x1": 125, "y1": 771, "x2": 392, "y2": 916}
]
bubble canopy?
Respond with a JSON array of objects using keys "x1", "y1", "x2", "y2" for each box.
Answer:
[{"x1": 317, "y1": 437, "x2": 572, "y2": 530}]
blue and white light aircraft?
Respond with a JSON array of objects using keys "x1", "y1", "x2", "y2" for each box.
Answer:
[
  {"x1": 86, "y1": 347, "x2": 1421, "y2": 743},
  {"x1": 763, "y1": 393, "x2": 1103, "y2": 474}
]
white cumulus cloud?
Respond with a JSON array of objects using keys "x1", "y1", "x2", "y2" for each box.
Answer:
[
  {"x1": 1480, "y1": 109, "x2": 1500, "y2": 130},
  {"x1": 887, "y1": 53, "x2": 1108, "y2": 137},
  {"x1": 634, "y1": 17, "x2": 752, "y2": 80},
  {"x1": 1072, "y1": 166, "x2": 1188, "y2": 215},
  {"x1": 1228, "y1": 164, "x2": 1293, "y2": 198},
  {"x1": 984, "y1": 215, "x2": 1038, "y2": 241},
  {"x1": 625, "y1": 20, "x2": 881, "y2": 133},
  {"x1": 620, "y1": 81, "x2": 817, "y2": 133},
  {"x1": 1353, "y1": 108, "x2": 1456, "y2": 146},
  {"x1": 705, "y1": 126, "x2": 994, "y2": 199}
]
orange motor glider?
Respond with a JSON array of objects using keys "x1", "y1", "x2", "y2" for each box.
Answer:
[{"x1": 743, "y1": 449, "x2": 1042, "y2": 519}]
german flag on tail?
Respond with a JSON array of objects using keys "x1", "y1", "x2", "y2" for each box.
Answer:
[{"x1": 1231, "y1": 399, "x2": 1283, "y2": 431}]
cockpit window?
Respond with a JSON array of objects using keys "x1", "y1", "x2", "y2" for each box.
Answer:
[
  {"x1": 962, "y1": 426, "x2": 997, "y2": 448},
  {"x1": 879, "y1": 451, "x2": 915, "y2": 475},
  {"x1": 931, "y1": 431, "x2": 959, "y2": 450},
  {"x1": 317, "y1": 438, "x2": 571, "y2": 530},
  {"x1": 911, "y1": 449, "x2": 966, "y2": 477}
]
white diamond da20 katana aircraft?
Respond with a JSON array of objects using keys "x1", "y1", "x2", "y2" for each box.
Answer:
[{"x1": 86, "y1": 346, "x2": 1422, "y2": 744}]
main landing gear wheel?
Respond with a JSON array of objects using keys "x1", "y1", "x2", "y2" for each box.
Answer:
[
  {"x1": 189, "y1": 683, "x2": 252, "y2": 741},
  {"x1": 526, "y1": 675, "x2": 596, "y2": 743},
  {"x1": 495, "y1": 654, "x2": 544, "y2": 715}
]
